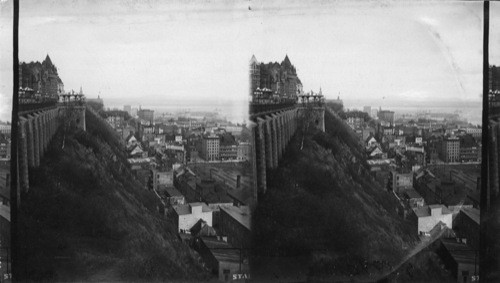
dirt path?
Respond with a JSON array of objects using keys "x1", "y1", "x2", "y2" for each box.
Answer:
[{"x1": 375, "y1": 228, "x2": 447, "y2": 281}]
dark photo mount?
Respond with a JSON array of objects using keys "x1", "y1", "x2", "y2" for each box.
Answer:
[
  {"x1": 2, "y1": 0, "x2": 500, "y2": 282},
  {"x1": 482, "y1": 1, "x2": 500, "y2": 281}
]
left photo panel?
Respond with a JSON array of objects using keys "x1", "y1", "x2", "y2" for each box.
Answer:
[
  {"x1": 13, "y1": 0, "x2": 253, "y2": 282},
  {"x1": 0, "y1": 0, "x2": 13, "y2": 282}
]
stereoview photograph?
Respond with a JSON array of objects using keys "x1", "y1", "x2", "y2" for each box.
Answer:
[{"x1": 1, "y1": 0, "x2": 494, "y2": 282}]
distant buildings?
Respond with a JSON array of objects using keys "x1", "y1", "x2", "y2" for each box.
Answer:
[
  {"x1": 199, "y1": 132, "x2": 249, "y2": 163},
  {"x1": 237, "y1": 142, "x2": 251, "y2": 161},
  {"x1": 441, "y1": 136, "x2": 460, "y2": 163},
  {"x1": 152, "y1": 168, "x2": 174, "y2": 190},
  {"x1": 403, "y1": 189, "x2": 425, "y2": 208},
  {"x1": 123, "y1": 105, "x2": 131, "y2": 114},
  {"x1": 0, "y1": 137, "x2": 11, "y2": 160},
  {"x1": 459, "y1": 135, "x2": 481, "y2": 163},
  {"x1": 347, "y1": 116, "x2": 364, "y2": 129},
  {"x1": 465, "y1": 127, "x2": 482, "y2": 139},
  {"x1": 220, "y1": 133, "x2": 238, "y2": 161},
  {"x1": 201, "y1": 134, "x2": 220, "y2": 161},
  {"x1": 0, "y1": 123, "x2": 11, "y2": 135},
  {"x1": 389, "y1": 170, "x2": 413, "y2": 194},
  {"x1": 378, "y1": 110, "x2": 395, "y2": 125},
  {"x1": 137, "y1": 108, "x2": 154, "y2": 124},
  {"x1": 363, "y1": 106, "x2": 371, "y2": 116},
  {"x1": 87, "y1": 95, "x2": 104, "y2": 106},
  {"x1": 163, "y1": 186, "x2": 185, "y2": 206},
  {"x1": 330, "y1": 96, "x2": 344, "y2": 107},
  {"x1": 0, "y1": 162, "x2": 10, "y2": 206}
]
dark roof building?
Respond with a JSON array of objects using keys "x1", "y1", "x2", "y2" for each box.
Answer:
[
  {"x1": 19, "y1": 54, "x2": 64, "y2": 97},
  {"x1": 251, "y1": 54, "x2": 303, "y2": 98},
  {"x1": 438, "y1": 238, "x2": 478, "y2": 283}
]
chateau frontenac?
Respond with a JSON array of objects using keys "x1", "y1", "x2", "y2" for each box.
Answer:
[
  {"x1": 19, "y1": 54, "x2": 64, "y2": 97},
  {"x1": 250, "y1": 54, "x2": 303, "y2": 98}
]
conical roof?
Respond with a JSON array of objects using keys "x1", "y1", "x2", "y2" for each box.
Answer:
[
  {"x1": 250, "y1": 54, "x2": 258, "y2": 64},
  {"x1": 43, "y1": 54, "x2": 53, "y2": 66},
  {"x1": 282, "y1": 54, "x2": 291, "y2": 66}
]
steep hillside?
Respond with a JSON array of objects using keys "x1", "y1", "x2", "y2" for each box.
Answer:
[
  {"x1": 252, "y1": 109, "x2": 418, "y2": 280},
  {"x1": 18, "y1": 109, "x2": 209, "y2": 282}
]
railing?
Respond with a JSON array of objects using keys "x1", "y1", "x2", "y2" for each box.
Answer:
[
  {"x1": 249, "y1": 102, "x2": 296, "y2": 116},
  {"x1": 18, "y1": 101, "x2": 58, "y2": 115},
  {"x1": 58, "y1": 100, "x2": 86, "y2": 107}
]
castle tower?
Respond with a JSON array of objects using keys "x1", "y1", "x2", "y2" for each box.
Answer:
[
  {"x1": 297, "y1": 88, "x2": 325, "y2": 132},
  {"x1": 250, "y1": 55, "x2": 260, "y2": 95}
]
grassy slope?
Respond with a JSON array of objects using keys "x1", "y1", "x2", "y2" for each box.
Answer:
[
  {"x1": 252, "y1": 109, "x2": 418, "y2": 279},
  {"x1": 18, "y1": 109, "x2": 209, "y2": 282}
]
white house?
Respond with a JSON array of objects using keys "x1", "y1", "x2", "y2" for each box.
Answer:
[
  {"x1": 173, "y1": 202, "x2": 213, "y2": 234},
  {"x1": 365, "y1": 135, "x2": 378, "y2": 148},
  {"x1": 413, "y1": 204, "x2": 452, "y2": 236}
]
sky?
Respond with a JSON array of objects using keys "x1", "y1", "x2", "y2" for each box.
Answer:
[
  {"x1": 0, "y1": 0, "x2": 492, "y2": 123},
  {"x1": 0, "y1": 0, "x2": 13, "y2": 122},
  {"x1": 491, "y1": 2, "x2": 500, "y2": 66}
]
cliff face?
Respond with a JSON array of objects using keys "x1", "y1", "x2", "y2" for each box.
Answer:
[
  {"x1": 18, "y1": 109, "x2": 209, "y2": 282},
  {"x1": 252, "y1": 109, "x2": 418, "y2": 279}
]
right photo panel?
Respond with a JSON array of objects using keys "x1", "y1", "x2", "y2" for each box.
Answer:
[
  {"x1": 484, "y1": 1, "x2": 500, "y2": 281},
  {"x1": 248, "y1": 1, "x2": 484, "y2": 282}
]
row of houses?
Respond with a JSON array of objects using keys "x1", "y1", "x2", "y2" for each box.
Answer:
[
  {"x1": 347, "y1": 110, "x2": 480, "y2": 282},
  {"x1": 168, "y1": 178, "x2": 252, "y2": 281},
  {"x1": 151, "y1": 164, "x2": 253, "y2": 282}
]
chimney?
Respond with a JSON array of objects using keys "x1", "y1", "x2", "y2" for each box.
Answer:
[
  {"x1": 190, "y1": 203, "x2": 202, "y2": 215},
  {"x1": 236, "y1": 175, "x2": 241, "y2": 188}
]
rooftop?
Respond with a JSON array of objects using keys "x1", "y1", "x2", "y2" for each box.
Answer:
[
  {"x1": 200, "y1": 237, "x2": 241, "y2": 263},
  {"x1": 441, "y1": 238, "x2": 477, "y2": 265},
  {"x1": 164, "y1": 186, "x2": 184, "y2": 198},
  {"x1": 405, "y1": 189, "x2": 423, "y2": 200},
  {"x1": 461, "y1": 207, "x2": 480, "y2": 225},
  {"x1": 173, "y1": 202, "x2": 211, "y2": 215},
  {"x1": 227, "y1": 189, "x2": 254, "y2": 206},
  {"x1": 413, "y1": 204, "x2": 452, "y2": 218},
  {"x1": 221, "y1": 205, "x2": 251, "y2": 231},
  {"x1": 196, "y1": 180, "x2": 233, "y2": 204}
]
